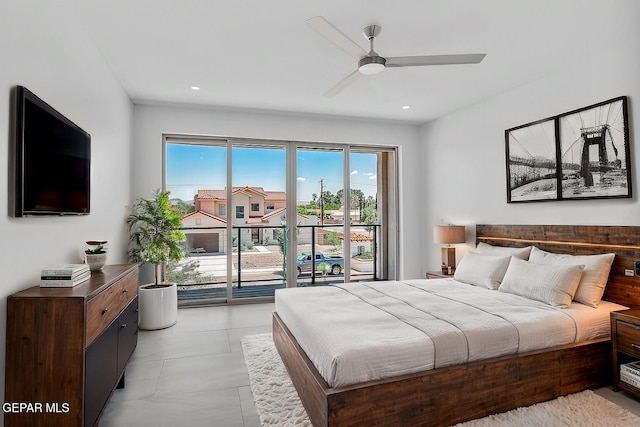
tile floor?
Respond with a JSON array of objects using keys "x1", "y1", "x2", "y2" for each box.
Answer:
[
  {"x1": 100, "y1": 303, "x2": 273, "y2": 427},
  {"x1": 100, "y1": 302, "x2": 640, "y2": 426}
]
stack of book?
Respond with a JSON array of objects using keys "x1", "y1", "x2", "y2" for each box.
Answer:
[
  {"x1": 40, "y1": 264, "x2": 91, "y2": 287},
  {"x1": 620, "y1": 361, "x2": 640, "y2": 388}
]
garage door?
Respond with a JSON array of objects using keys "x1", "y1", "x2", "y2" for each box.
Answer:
[{"x1": 187, "y1": 233, "x2": 220, "y2": 253}]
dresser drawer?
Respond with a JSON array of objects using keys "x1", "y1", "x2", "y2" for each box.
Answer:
[
  {"x1": 616, "y1": 320, "x2": 640, "y2": 356},
  {"x1": 86, "y1": 272, "x2": 137, "y2": 346}
]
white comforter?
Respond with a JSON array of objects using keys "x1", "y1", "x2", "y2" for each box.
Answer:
[{"x1": 274, "y1": 278, "x2": 624, "y2": 388}]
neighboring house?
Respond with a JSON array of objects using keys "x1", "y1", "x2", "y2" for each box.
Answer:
[
  {"x1": 190, "y1": 187, "x2": 318, "y2": 250},
  {"x1": 318, "y1": 228, "x2": 374, "y2": 256},
  {"x1": 195, "y1": 187, "x2": 285, "y2": 224},
  {"x1": 181, "y1": 210, "x2": 228, "y2": 253},
  {"x1": 261, "y1": 208, "x2": 318, "y2": 245},
  {"x1": 341, "y1": 231, "x2": 373, "y2": 256},
  {"x1": 329, "y1": 206, "x2": 361, "y2": 223}
]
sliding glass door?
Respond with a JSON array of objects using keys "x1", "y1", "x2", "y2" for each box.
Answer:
[
  {"x1": 231, "y1": 144, "x2": 287, "y2": 300},
  {"x1": 295, "y1": 147, "x2": 345, "y2": 286},
  {"x1": 164, "y1": 135, "x2": 398, "y2": 304}
]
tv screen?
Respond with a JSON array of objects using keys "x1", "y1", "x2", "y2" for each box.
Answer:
[{"x1": 13, "y1": 86, "x2": 91, "y2": 216}]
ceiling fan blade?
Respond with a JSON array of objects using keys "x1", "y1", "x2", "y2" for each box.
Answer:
[
  {"x1": 324, "y1": 70, "x2": 361, "y2": 98},
  {"x1": 306, "y1": 16, "x2": 367, "y2": 60},
  {"x1": 386, "y1": 54, "x2": 486, "y2": 67}
]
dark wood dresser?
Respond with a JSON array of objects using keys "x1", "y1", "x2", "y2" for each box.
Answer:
[{"x1": 4, "y1": 264, "x2": 139, "y2": 427}]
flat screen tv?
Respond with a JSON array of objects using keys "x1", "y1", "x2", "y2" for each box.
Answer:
[{"x1": 12, "y1": 86, "x2": 91, "y2": 216}]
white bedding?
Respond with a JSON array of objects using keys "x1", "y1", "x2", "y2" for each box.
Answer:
[{"x1": 274, "y1": 278, "x2": 626, "y2": 388}]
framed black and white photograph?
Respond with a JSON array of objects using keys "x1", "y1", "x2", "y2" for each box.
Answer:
[
  {"x1": 505, "y1": 96, "x2": 631, "y2": 203},
  {"x1": 506, "y1": 118, "x2": 558, "y2": 202},
  {"x1": 558, "y1": 96, "x2": 631, "y2": 200}
]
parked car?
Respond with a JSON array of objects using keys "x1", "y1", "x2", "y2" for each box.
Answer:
[{"x1": 296, "y1": 252, "x2": 344, "y2": 276}]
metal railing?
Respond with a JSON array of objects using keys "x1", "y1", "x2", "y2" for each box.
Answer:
[{"x1": 175, "y1": 223, "x2": 381, "y2": 300}]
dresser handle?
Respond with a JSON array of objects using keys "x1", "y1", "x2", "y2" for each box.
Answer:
[
  {"x1": 121, "y1": 324, "x2": 127, "y2": 329},
  {"x1": 102, "y1": 308, "x2": 108, "y2": 315},
  {"x1": 123, "y1": 289, "x2": 129, "y2": 293},
  {"x1": 632, "y1": 344, "x2": 640, "y2": 352}
]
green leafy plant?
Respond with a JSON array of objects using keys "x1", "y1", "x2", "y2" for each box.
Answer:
[
  {"x1": 318, "y1": 262, "x2": 330, "y2": 275},
  {"x1": 325, "y1": 231, "x2": 341, "y2": 249},
  {"x1": 127, "y1": 190, "x2": 188, "y2": 285},
  {"x1": 85, "y1": 240, "x2": 107, "y2": 254}
]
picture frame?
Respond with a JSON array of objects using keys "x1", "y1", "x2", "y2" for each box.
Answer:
[
  {"x1": 506, "y1": 117, "x2": 558, "y2": 203},
  {"x1": 558, "y1": 97, "x2": 631, "y2": 200},
  {"x1": 505, "y1": 96, "x2": 631, "y2": 203}
]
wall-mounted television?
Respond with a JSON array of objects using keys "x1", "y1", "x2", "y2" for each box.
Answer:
[{"x1": 12, "y1": 86, "x2": 91, "y2": 216}]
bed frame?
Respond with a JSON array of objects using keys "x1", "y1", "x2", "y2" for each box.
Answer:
[{"x1": 273, "y1": 224, "x2": 640, "y2": 426}]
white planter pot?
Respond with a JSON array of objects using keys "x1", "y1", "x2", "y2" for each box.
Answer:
[
  {"x1": 138, "y1": 283, "x2": 178, "y2": 330},
  {"x1": 85, "y1": 253, "x2": 107, "y2": 271}
]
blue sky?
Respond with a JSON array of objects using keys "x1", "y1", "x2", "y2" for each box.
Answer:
[{"x1": 165, "y1": 143, "x2": 377, "y2": 202}]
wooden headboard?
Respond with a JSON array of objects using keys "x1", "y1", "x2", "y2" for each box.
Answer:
[{"x1": 476, "y1": 224, "x2": 640, "y2": 308}]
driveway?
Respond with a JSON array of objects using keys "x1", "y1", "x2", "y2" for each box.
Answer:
[{"x1": 188, "y1": 253, "x2": 237, "y2": 276}]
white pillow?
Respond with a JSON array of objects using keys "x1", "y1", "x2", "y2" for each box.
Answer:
[
  {"x1": 528, "y1": 247, "x2": 615, "y2": 307},
  {"x1": 498, "y1": 257, "x2": 584, "y2": 308},
  {"x1": 453, "y1": 252, "x2": 512, "y2": 290},
  {"x1": 475, "y1": 242, "x2": 533, "y2": 260}
]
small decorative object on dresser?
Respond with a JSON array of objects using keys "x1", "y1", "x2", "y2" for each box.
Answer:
[
  {"x1": 40, "y1": 263, "x2": 91, "y2": 287},
  {"x1": 85, "y1": 240, "x2": 108, "y2": 271}
]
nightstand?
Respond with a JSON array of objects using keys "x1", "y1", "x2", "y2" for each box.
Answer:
[
  {"x1": 611, "y1": 309, "x2": 640, "y2": 398},
  {"x1": 426, "y1": 270, "x2": 454, "y2": 279}
]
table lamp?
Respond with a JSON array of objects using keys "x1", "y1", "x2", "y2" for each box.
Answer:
[{"x1": 433, "y1": 225, "x2": 466, "y2": 274}]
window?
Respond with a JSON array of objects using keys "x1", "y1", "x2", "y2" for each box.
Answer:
[{"x1": 164, "y1": 135, "x2": 398, "y2": 303}]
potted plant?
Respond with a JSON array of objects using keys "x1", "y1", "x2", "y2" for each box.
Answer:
[
  {"x1": 127, "y1": 190, "x2": 188, "y2": 330},
  {"x1": 85, "y1": 240, "x2": 108, "y2": 271}
]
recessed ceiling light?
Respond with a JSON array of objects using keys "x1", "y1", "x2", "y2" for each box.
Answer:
[
  {"x1": 190, "y1": 86, "x2": 200, "y2": 91},
  {"x1": 402, "y1": 105, "x2": 410, "y2": 110}
]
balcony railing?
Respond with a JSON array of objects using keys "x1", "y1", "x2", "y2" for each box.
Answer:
[{"x1": 174, "y1": 224, "x2": 381, "y2": 303}]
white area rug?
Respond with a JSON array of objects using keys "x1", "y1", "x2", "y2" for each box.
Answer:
[{"x1": 242, "y1": 333, "x2": 640, "y2": 426}]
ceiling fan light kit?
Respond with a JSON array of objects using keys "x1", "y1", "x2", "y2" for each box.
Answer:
[
  {"x1": 306, "y1": 16, "x2": 486, "y2": 97},
  {"x1": 358, "y1": 56, "x2": 386, "y2": 75}
]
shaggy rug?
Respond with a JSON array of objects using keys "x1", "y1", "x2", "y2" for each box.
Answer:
[{"x1": 242, "y1": 333, "x2": 640, "y2": 426}]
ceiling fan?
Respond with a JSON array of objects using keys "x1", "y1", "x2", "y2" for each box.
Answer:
[{"x1": 306, "y1": 16, "x2": 486, "y2": 98}]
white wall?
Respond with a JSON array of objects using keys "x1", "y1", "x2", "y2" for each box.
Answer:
[
  {"x1": 132, "y1": 104, "x2": 422, "y2": 279},
  {"x1": 419, "y1": 1, "x2": 640, "y2": 272},
  {"x1": 0, "y1": 2, "x2": 133, "y2": 416}
]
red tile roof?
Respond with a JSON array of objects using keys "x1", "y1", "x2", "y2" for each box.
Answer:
[
  {"x1": 196, "y1": 187, "x2": 285, "y2": 201},
  {"x1": 340, "y1": 231, "x2": 374, "y2": 242},
  {"x1": 182, "y1": 210, "x2": 228, "y2": 224}
]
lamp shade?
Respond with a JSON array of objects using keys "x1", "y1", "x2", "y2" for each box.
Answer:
[{"x1": 433, "y1": 225, "x2": 466, "y2": 244}]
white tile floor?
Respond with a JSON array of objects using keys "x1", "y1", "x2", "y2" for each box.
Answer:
[
  {"x1": 100, "y1": 303, "x2": 273, "y2": 427},
  {"x1": 100, "y1": 302, "x2": 640, "y2": 426}
]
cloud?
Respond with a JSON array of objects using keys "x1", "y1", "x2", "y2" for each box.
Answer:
[
  {"x1": 369, "y1": 174, "x2": 377, "y2": 180},
  {"x1": 351, "y1": 170, "x2": 358, "y2": 175},
  {"x1": 297, "y1": 177, "x2": 306, "y2": 181},
  {"x1": 364, "y1": 172, "x2": 374, "y2": 176}
]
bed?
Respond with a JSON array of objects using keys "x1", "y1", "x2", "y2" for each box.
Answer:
[{"x1": 272, "y1": 224, "x2": 640, "y2": 426}]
